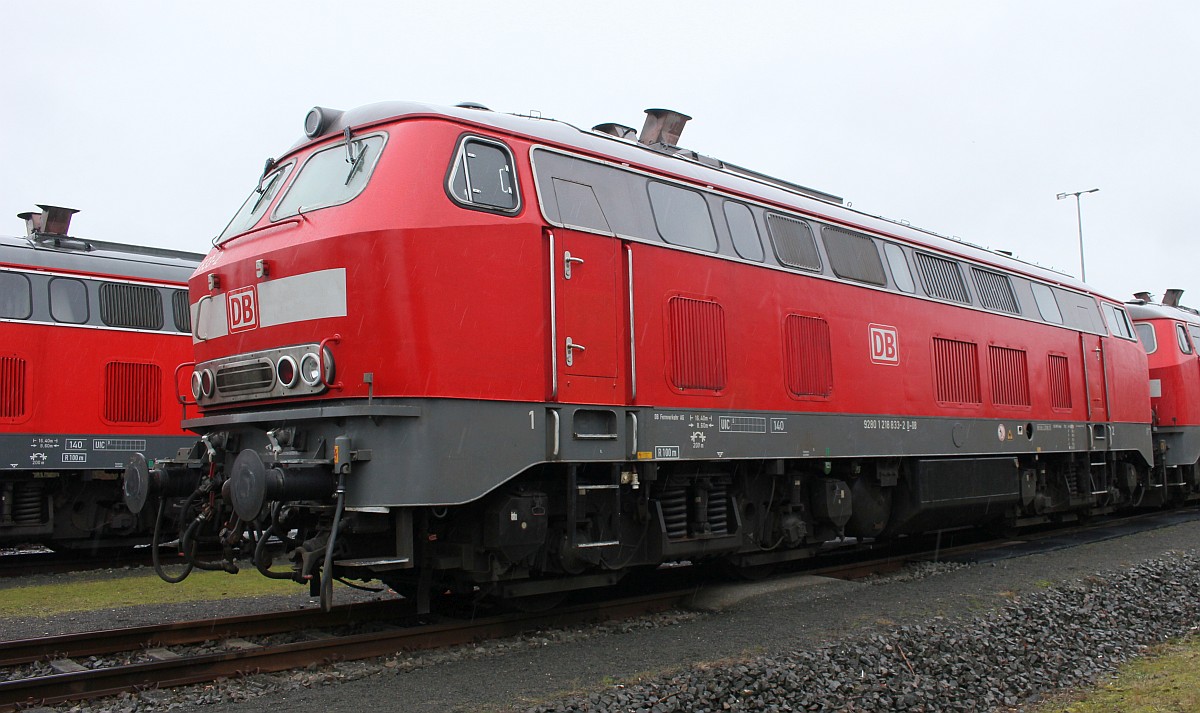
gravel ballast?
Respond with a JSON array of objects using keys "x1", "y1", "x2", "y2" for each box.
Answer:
[{"x1": 10, "y1": 515, "x2": 1200, "y2": 712}]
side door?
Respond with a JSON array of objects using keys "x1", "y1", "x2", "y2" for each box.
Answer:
[
  {"x1": 550, "y1": 228, "x2": 624, "y2": 404},
  {"x1": 1080, "y1": 332, "x2": 1109, "y2": 425}
]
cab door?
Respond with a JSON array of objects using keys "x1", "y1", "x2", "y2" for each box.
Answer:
[{"x1": 550, "y1": 228, "x2": 623, "y2": 404}]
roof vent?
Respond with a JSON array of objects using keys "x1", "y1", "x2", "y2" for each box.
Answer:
[
  {"x1": 639, "y1": 108, "x2": 691, "y2": 147},
  {"x1": 456, "y1": 101, "x2": 491, "y2": 111},
  {"x1": 593, "y1": 122, "x2": 638, "y2": 140},
  {"x1": 17, "y1": 205, "x2": 78, "y2": 237},
  {"x1": 1132, "y1": 291, "x2": 1152, "y2": 304},
  {"x1": 1164, "y1": 289, "x2": 1185, "y2": 307}
]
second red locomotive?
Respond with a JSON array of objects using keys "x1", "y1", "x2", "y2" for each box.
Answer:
[
  {"x1": 125, "y1": 101, "x2": 1179, "y2": 608},
  {"x1": 2, "y1": 206, "x2": 201, "y2": 550}
]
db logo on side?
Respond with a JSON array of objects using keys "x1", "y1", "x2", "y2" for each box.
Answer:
[
  {"x1": 227, "y1": 286, "x2": 259, "y2": 333},
  {"x1": 869, "y1": 324, "x2": 899, "y2": 365}
]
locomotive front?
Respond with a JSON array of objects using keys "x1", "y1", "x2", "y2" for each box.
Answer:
[{"x1": 125, "y1": 103, "x2": 557, "y2": 608}]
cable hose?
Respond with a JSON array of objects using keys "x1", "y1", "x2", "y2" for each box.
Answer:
[
  {"x1": 152, "y1": 498, "x2": 194, "y2": 584},
  {"x1": 254, "y1": 516, "x2": 296, "y2": 580},
  {"x1": 320, "y1": 474, "x2": 347, "y2": 612},
  {"x1": 180, "y1": 511, "x2": 237, "y2": 573}
]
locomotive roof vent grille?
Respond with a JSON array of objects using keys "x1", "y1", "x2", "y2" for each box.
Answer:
[
  {"x1": 215, "y1": 360, "x2": 275, "y2": 394},
  {"x1": 821, "y1": 226, "x2": 886, "y2": 286},
  {"x1": 99, "y1": 283, "x2": 165, "y2": 330},
  {"x1": 915, "y1": 252, "x2": 970, "y2": 304},
  {"x1": 972, "y1": 268, "x2": 1020, "y2": 314},
  {"x1": 171, "y1": 290, "x2": 192, "y2": 333},
  {"x1": 766, "y1": 214, "x2": 821, "y2": 272}
]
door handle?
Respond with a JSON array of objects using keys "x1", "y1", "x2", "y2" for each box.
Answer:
[
  {"x1": 564, "y1": 251, "x2": 585, "y2": 279},
  {"x1": 565, "y1": 337, "x2": 586, "y2": 366}
]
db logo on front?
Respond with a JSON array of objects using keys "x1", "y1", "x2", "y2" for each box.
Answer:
[
  {"x1": 869, "y1": 324, "x2": 899, "y2": 365},
  {"x1": 227, "y1": 286, "x2": 259, "y2": 333}
]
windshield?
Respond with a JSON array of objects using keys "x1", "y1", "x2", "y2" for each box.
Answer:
[
  {"x1": 216, "y1": 162, "x2": 294, "y2": 243},
  {"x1": 273, "y1": 133, "x2": 386, "y2": 220}
]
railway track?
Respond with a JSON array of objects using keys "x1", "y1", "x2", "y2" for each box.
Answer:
[
  {"x1": 3, "y1": 506, "x2": 1197, "y2": 711},
  {"x1": 0, "y1": 591, "x2": 687, "y2": 711}
]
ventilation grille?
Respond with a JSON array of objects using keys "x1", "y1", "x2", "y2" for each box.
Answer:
[
  {"x1": 821, "y1": 226, "x2": 886, "y2": 285},
  {"x1": 973, "y1": 268, "x2": 1020, "y2": 313},
  {"x1": 915, "y1": 252, "x2": 970, "y2": 303},
  {"x1": 104, "y1": 362, "x2": 161, "y2": 423},
  {"x1": 216, "y1": 360, "x2": 275, "y2": 394},
  {"x1": 99, "y1": 283, "x2": 164, "y2": 330},
  {"x1": 172, "y1": 290, "x2": 192, "y2": 333},
  {"x1": 668, "y1": 296, "x2": 727, "y2": 391},
  {"x1": 0, "y1": 356, "x2": 26, "y2": 418},
  {"x1": 766, "y1": 214, "x2": 821, "y2": 271},
  {"x1": 989, "y1": 346, "x2": 1030, "y2": 406},
  {"x1": 1048, "y1": 354, "x2": 1072, "y2": 409},
  {"x1": 784, "y1": 314, "x2": 833, "y2": 397},
  {"x1": 932, "y1": 337, "x2": 980, "y2": 404}
]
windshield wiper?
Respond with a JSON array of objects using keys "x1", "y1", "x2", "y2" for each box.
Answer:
[{"x1": 342, "y1": 127, "x2": 369, "y2": 185}]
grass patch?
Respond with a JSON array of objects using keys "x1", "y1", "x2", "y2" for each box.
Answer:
[
  {"x1": 1035, "y1": 638, "x2": 1200, "y2": 712},
  {"x1": 0, "y1": 569, "x2": 302, "y2": 619}
]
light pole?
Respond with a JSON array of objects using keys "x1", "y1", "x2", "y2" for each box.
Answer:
[{"x1": 1056, "y1": 188, "x2": 1099, "y2": 282}]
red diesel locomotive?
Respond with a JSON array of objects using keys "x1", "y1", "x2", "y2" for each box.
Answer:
[
  {"x1": 2, "y1": 206, "x2": 202, "y2": 550},
  {"x1": 1128, "y1": 291, "x2": 1200, "y2": 492},
  {"x1": 125, "y1": 101, "x2": 1178, "y2": 609}
]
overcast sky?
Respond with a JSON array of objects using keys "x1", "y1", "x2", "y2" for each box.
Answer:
[{"x1": 3, "y1": 1, "x2": 1196, "y2": 305}]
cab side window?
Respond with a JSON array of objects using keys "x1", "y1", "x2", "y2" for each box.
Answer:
[
  {"x1": 448, "y1": 137, "x2": 520, "y2": 213},
  {"x1": 1177, "y1": 323, "x2": 1193, "y2": 354}
]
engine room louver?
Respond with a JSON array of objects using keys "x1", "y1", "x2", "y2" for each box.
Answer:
[
  {"x1": 1048, "y1": 354, "x2": 1072, "y2": 409},
  {"x1": 784, "y1": 314, "x2": 833, "y2": 397},
  {"x1": 989, "y1": 345, "x2": 1031, "y2": 407},
  {"x1": 932, "y1": 337, "x2": 981, "y2": 404},
  {"x1": 668, "y1": 296, "x2": 727, "y2": 391},
  {"x1": 0, "y1": 356, "x2": 26, "y2": 418},
  {"x1": 104, "y1": 361, "x2": 161, "y2": 423}
]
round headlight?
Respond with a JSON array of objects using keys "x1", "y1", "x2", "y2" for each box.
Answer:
[
  {"x1": 190, "y1": 371, "x2": 203, "y2": 401},
  {"x1": 277, "y1": 355, "x2": 299, "y2": 388},
  {"x1": 200, "y1": 369, "x2": 215, "y2": 398},
  {"x1": 299, "y1": 352, "x2": 322, "y2": 386}
]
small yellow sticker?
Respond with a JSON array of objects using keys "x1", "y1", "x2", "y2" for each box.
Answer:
[{"x1": 637, "y1": 451, "x2": 654, "y2": 460}]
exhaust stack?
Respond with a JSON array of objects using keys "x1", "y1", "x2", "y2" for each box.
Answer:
[
  {"x1": 17, "y1": 205, "x2": 79, "y2": 237},
  {"x1": 593, "y1": 122, "x2": 638, "y2": 140},
  {"x1": 1164, "y1": 289, "x2": 1185, "y2": 307},
  {"x1": 639, "y1": 108, "x2": 691, "y2": 147}
]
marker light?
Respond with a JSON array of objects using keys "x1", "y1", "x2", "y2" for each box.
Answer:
[{"x1": 276, "y1": 355, "x2": 299, "y2": 389}]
